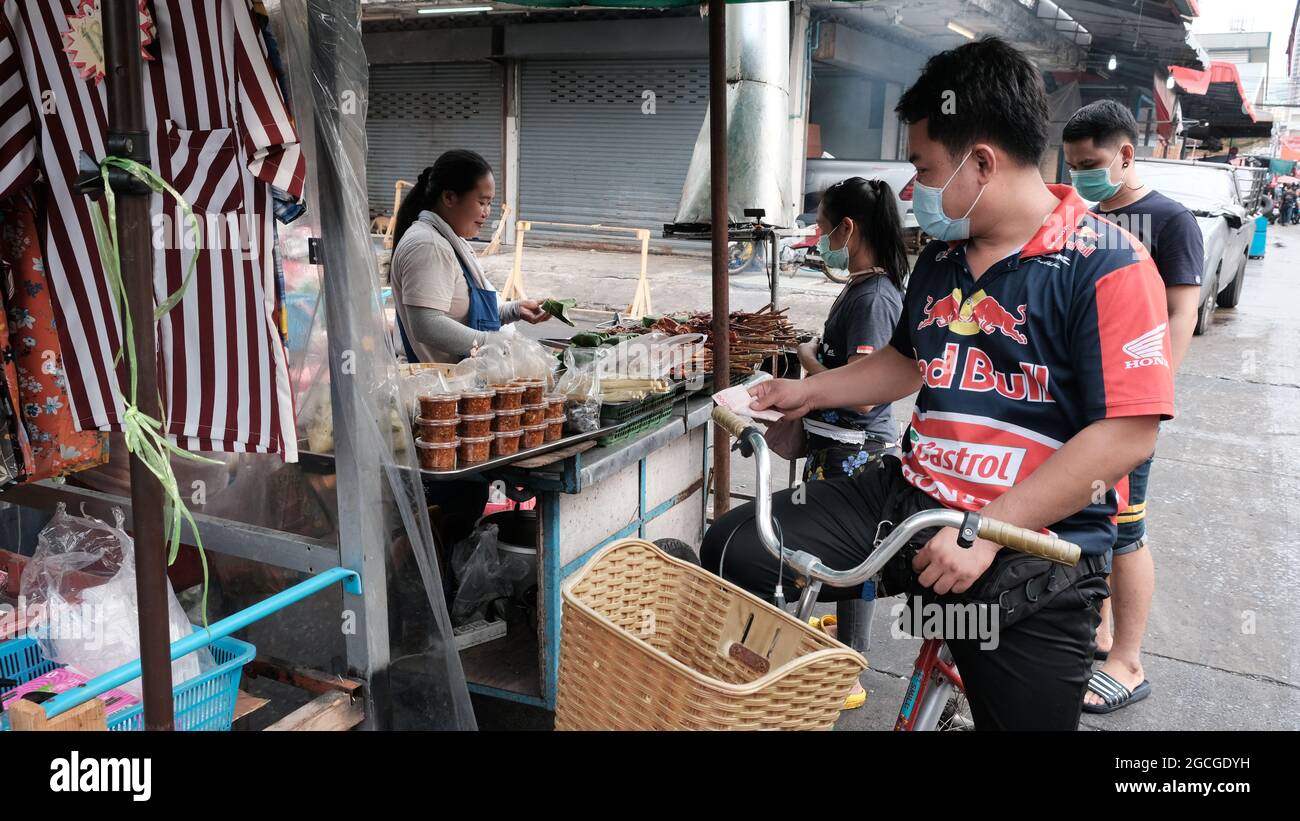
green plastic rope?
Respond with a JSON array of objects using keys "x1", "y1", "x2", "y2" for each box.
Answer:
[{"x1": 89, "y1": 156, "x2": 220, "y2": 626}]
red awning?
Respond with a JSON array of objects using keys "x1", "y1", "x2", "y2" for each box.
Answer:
[{"x1": 1168, "y1": 61, "x2": 1258, "y2": 122}]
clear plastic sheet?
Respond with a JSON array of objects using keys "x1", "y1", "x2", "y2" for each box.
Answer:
[
  {"x1": 504, "y1": 334, "x2": 561, "y2": 386},
  {"x1": 466, "y1": 342, "x2": 517, "y2": 387},
  {"x1": 159, "y1": 0, "x2": 475, "y2": 729}
]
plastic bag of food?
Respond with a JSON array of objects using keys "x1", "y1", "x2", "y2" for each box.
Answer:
[
  {"x1": 19, "y1": 503, "x2": 213, "y2": 698},
  {"x1": 555, "y1": 348, "x2": 603, "y2": 433}
]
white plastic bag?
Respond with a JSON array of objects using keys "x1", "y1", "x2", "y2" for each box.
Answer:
[{"x1": 20, "y1": 503, "x2": 213, "y2": 697}]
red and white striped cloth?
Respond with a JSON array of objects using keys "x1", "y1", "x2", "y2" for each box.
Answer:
[{"x1": 0, "y1": 0, "x2": 304, "y2": 460}]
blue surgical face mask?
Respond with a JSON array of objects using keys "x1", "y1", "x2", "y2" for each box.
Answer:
[
  {"x1": 1070, "y1": 149, "x2": 1125, "y2": 203},
  {"x1": 816, "y1": 221, "x2": 853, "y2": 271},
  {"x1": 911, "y1": 150, "x2": 986, "y2": 241}
]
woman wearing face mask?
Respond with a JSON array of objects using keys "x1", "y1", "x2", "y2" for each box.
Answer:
[
  {"x1": 798, "y1": 177, "x2": 909, "y2": 480},
  {"x1": 390, "y1": 149, "x2": 549, "y2": 364},
  {"x1": 789, "y1": 177, "x2": 908, "y2": 711}
]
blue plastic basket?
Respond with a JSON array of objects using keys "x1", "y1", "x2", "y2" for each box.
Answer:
[{"x1": 0, "y1": 630, "x2": 255, "y2": 731}]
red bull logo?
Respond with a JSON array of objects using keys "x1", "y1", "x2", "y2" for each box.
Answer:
[{"x1": 916, "y1": 288, "x2": 1029, "y2": 345}]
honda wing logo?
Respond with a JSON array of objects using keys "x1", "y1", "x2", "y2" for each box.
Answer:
[{"x1": 1122, "y1": 324, "x2": 1168, "y2": 369}]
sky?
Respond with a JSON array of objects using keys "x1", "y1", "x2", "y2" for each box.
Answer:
[{"x1": 1191, "y1": 0, "x2": 1298, "y2": 80}]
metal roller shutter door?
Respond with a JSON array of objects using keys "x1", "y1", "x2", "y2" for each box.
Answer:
[
  {"x1": 519, "y1": 58, "x2": 708, "y2": 229},
  {"x1": 366, "y1": 62, "x2": 504, "y2": 225}
]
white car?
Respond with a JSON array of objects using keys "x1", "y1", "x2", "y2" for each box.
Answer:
[
  {"x1": 1134, "y1": 159, "x2": 1262, "y2": 335},
  {"x1": 801, "y1": 158, "x2": 918, "y2": 230}
]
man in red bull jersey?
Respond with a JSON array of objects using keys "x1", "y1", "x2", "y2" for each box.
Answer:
[{"x1": 700, "y1": 37, "x2": 1173, "y2": 730}]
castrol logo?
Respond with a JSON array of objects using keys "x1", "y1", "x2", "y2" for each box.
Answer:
[{"x1": 909, "y1": 433, "x2": 1026, "y2": 488}]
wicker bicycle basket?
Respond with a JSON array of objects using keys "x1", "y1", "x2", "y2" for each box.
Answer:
[{"x1": 556, "y1": 539, "x2": 867, "y2": 730}]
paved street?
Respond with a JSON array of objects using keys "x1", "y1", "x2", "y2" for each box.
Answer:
[{"x1": 483, "y1": 225, "x2": 1300, "y2": 730}]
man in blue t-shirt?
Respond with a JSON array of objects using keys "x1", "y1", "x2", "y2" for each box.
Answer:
[{"x1": 1063, "y1": 100, "x2": 1205, "y2": 714}]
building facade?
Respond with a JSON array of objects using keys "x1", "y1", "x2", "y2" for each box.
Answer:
[{"x1": 357, "y1": 0, "x2": 1188, "y2": 241}]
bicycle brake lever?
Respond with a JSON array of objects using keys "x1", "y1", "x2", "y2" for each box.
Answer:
[
  {"x1": 957, "y1": 511, "x2": 981, "y2": 549},
  {"x1": 730, "y1": 438, "x2": 755, "y2": 458}
]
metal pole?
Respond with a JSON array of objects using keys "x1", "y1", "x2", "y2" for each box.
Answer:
[
  {"x1": 103, "y1": 0, "x2": 174, "y2": 730},
  {"x1": 307, "y1": 0, "x2": 394, "y2": 729},
  {"x1": 709, "y1": 0, "x2": 731, "y2": 516}
]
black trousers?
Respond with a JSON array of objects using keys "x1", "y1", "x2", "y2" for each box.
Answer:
[{"x1": 700, "y1": 458, "x2": 1105, "y2": 731}]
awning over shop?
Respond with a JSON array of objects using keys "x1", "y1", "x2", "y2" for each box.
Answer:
[
  {"x1": 1170, "y1": 60, "x2": 1274, "y2": 139},
  {"x1": 1054, "y1": 0, "x2": 1205, "y2": 77}
]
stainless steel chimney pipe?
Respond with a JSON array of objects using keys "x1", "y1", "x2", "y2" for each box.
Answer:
[{"x1": 673, "y1": 0, "x2": 791, "y2": 228}]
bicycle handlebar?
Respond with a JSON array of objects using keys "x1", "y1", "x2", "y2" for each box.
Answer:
[
  {"x1": 709, "y1": 405, "x2": 1081, "y2": 589},
  {"x1": 975, "y1": 517, "x2": 1080, "y2": 566},
  {"x1": 711, "y1": 405, "x2": 754, "y2": 439}
]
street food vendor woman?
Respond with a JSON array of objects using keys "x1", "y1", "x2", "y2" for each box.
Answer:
[
  {"x1": 390, "y1": 149, "x2": 549, "y2": 362},
  {"x1": 390, "y1": 149, "x2": 549, "y2": 557}
]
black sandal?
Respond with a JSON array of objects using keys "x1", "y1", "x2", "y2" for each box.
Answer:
[{"x1": 1083, "y1": 670, "x2": 1150, "y2": 714}]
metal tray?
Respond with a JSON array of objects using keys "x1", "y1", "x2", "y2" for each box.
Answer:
[{"x1": 296, "y1": 422, "x2": 626, "y2": 482}]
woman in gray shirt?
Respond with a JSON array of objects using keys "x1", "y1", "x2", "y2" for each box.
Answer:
[
  {"x1": 389, "y1": 151, "x2": 550, "y2": 565},
  {"x1": 390, "y1": 150, "x2": 549, "y2": 363},
  {"x1": 799, "y1": 176, "x2": 908, "y2": 481}
]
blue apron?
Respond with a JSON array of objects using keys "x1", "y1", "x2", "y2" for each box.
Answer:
[{"x1": 397, "y1": 252, "x2": 501, "y2": 363}]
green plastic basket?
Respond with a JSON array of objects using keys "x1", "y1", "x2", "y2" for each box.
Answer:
[
  {"x1": 599, "y1": 382, "x2": 683, "y2": 426},
  {"x1": 597, "y1": 406, "x2": 675, "y2": 447}
]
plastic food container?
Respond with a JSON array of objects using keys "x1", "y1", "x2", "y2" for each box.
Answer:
[
  {"x1": 514, "y1": 379, "x2": 547, "y2": 406},
  {"x1": 415, "y1": 416, "x2": 459, "y2": 444},
  {"x1": 459, "y1": 435, "x2": 494, "y2": 465},
  {"x1": 545, "y1": 395, "x2": 566, "y2": 420},
  {"x1": 459, "y1": 389, "x2": 495, "y2": 416},
  {"x1": 458, "y1": 413, "x2": 495, "y2": 439},
  {"x1": 521, "y1": 423, "x2": 547, "y2": 450},
  {"x1": 418, "y1": 394, "x2": 460, "y2": 421},
  {"x1": 545, "y1": 418, "x2": 565, "y2": 442},
  {"x1": 492, "y1": 429, "x2": 524, "y2": 458},
  {"x1": 521, "y1": 404, "x2": 546, "y2": 427},
  {"x1": 416, "y1": 438, "x2": 458, "y2": 471},
  {"x1": 493, "y1": 407, "x2": 525, "y2": 432},
  {"x1": 490, "y1": 384, "x2": 526, "y2": 411}
]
